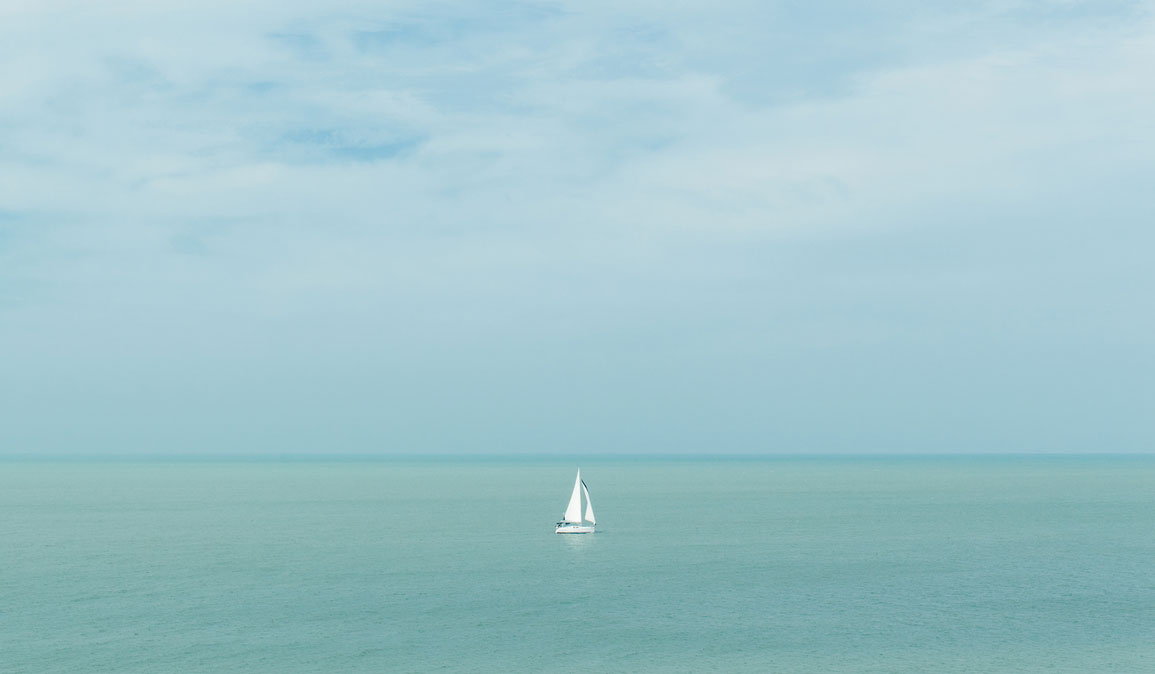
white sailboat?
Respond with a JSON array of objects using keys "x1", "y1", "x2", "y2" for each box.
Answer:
[{"x1": 555, "y1": 469, "x2": 596, "y2": 534}]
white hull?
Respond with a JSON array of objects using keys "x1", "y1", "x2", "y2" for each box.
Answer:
[{"x1": 555, "y1": 524, "x2": 595, "y2": 534}]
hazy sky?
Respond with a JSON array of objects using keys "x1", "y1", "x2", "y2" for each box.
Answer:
[{"x1": 1, "y1": 1, "x2": 1152, "y2": 455}]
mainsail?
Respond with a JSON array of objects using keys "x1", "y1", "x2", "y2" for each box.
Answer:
[
  {"x1": 563, "y1": 470, "x2": 584, "y2": 523},
  {"x1": 581, "y1": 480, "x2": 596, "y2": 524}
]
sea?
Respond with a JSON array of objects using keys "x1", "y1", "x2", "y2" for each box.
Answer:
[{"x1": 2, "y1": 456, "x2": 1153, "y2": 673}]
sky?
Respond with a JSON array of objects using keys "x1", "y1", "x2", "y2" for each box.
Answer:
[{"x1": 1, "y1": 0, "x2": 1152, "y2": 455}]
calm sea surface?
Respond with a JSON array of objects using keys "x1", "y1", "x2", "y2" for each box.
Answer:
[{"x1": 2, "y1": 457, "x2": 1153, "y2": 673}]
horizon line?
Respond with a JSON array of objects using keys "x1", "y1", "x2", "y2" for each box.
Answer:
[{"x1": 2, "y1": 451, "x2": 1153, "y2": 462}]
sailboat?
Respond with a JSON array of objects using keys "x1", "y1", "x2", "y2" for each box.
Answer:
[{"x1": 555, "y1": 469, "x2": 596, "y2": 534}]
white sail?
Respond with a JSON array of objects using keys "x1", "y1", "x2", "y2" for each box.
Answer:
[
  {"x1": 563, "y1": 470, "x2": 583, "y2": 523},
  {"x1": 582, "y1": 481, "x2": 596, "y2": 524}
]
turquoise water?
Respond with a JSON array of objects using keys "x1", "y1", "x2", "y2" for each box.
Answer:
[{"x1": 2, "y1": 457, "x2": 1153, "y2": 673}]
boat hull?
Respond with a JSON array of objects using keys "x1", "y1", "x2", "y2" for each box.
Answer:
[{"x1": 555, "y1": 524, "x2": 595, "y2": 534}]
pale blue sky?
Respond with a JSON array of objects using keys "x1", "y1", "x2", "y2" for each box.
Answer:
[{"x1": 1, "y1": 1, "x2": 1152, "y2": 454}]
